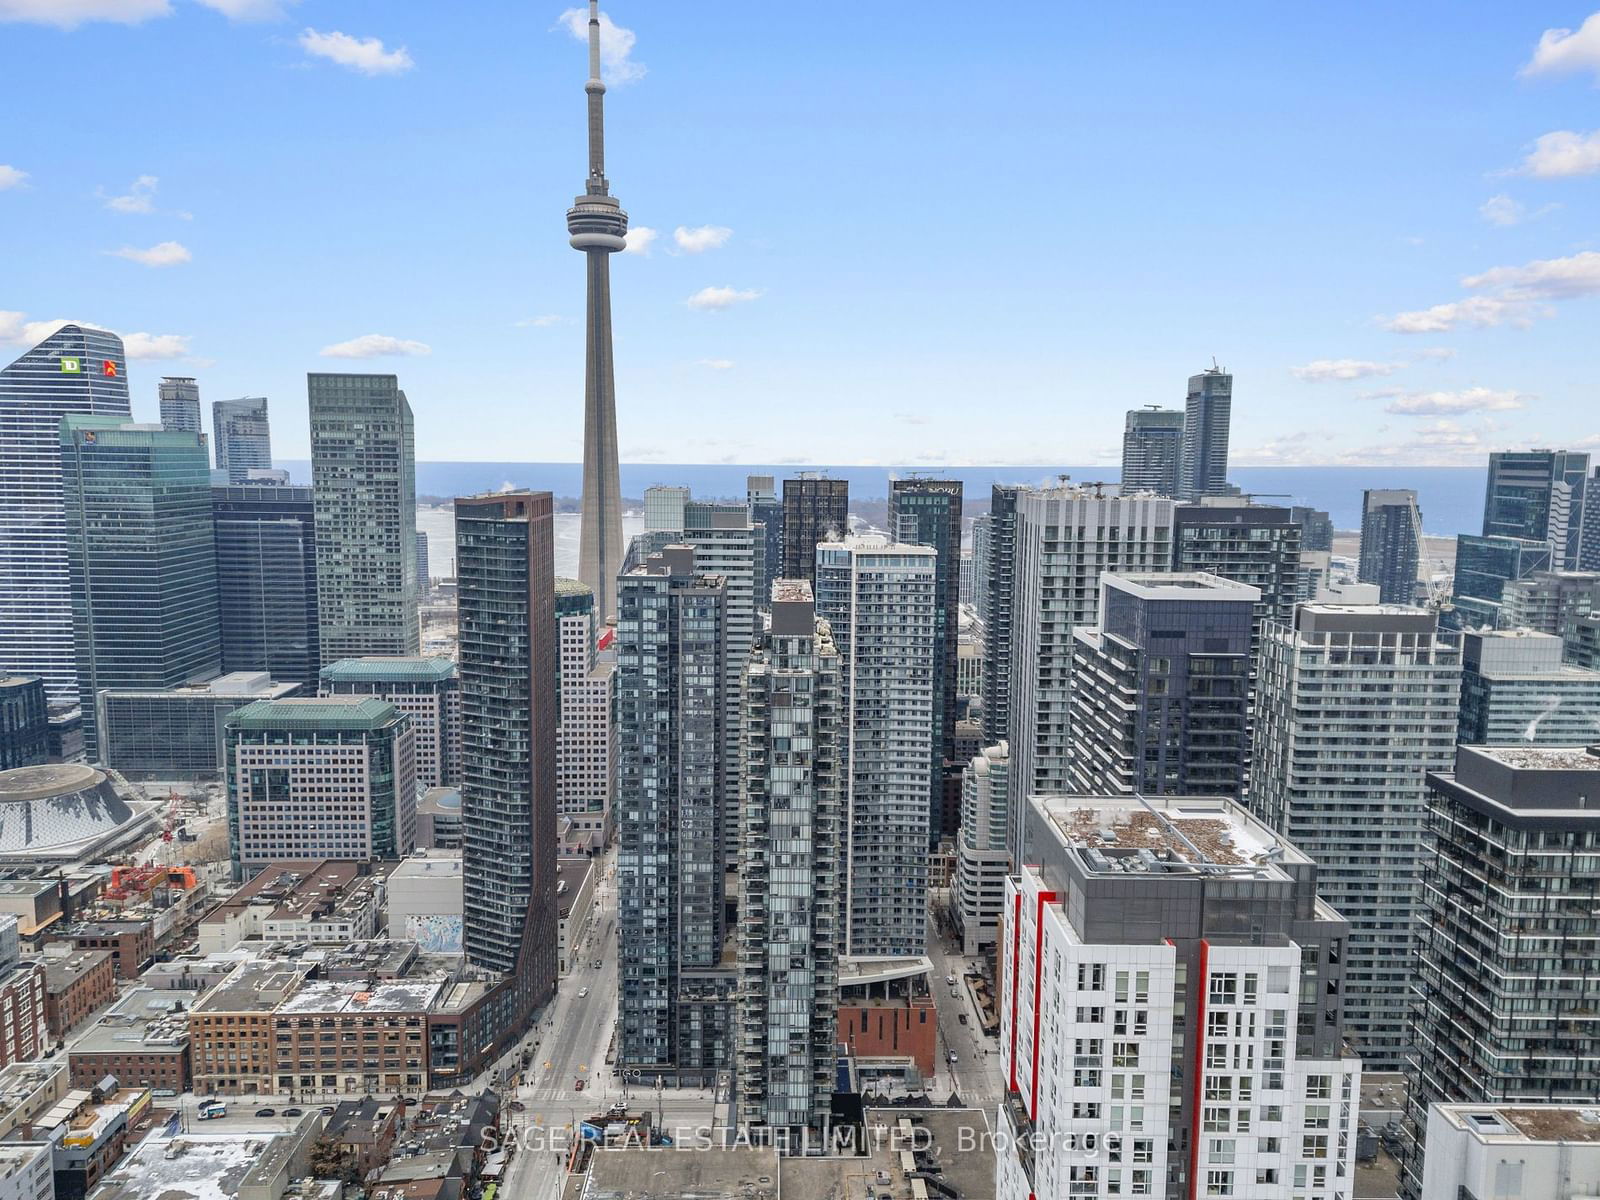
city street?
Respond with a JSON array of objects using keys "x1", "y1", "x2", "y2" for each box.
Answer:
[{"x1": 925, "y1": 913, "x2": 1006, "y2": 1111}]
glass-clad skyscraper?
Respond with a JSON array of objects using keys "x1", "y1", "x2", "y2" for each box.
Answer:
[
  {"x1": 1120, "y1": 406, "x2": 1185, "y2": 496},
  {"x1": 1178, "y1": 365, "x2": 1232, "y2": 500},
  {"x1": 212, "y1": 396, "x2": 272, "y2": 484},
  {"x1": 212, "y1": 483, "x2": 320, "y2": 685},
  {"x1": 61, "y1": 415, "x2": 221, "y2": 760},
  {"x1": 0, "y1": 325, "x2": 132, "y2": 705},
  {"x1": 158, "y1": 377, "x2": 202, "y2": 433},
  {"x1": 1358, "y1": 488, "x2": 1423, "y2": 605}
]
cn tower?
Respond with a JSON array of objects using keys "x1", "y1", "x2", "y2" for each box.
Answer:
[{"x1": 568, "y1": 0, "x2": 626, "y2": 622}]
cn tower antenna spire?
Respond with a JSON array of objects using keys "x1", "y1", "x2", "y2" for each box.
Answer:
[{"x1": 568, "y1": 1, "x2": 627, "y2": 622}]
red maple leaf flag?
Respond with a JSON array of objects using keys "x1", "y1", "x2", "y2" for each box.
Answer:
[{"x1": 102, "y1": 360, "x2": 118, "y2": 377}]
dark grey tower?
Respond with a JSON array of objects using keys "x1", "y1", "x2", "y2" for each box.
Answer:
[
  {"x1": 1358, "y1": 488, "x2": 1423, "y2": 605},
  {"x1": 569, "y1": 0, "x2": 627, "y2": 623},
  {"x1": 1178, "y1": 364, "x2": 1232, "y2": 500}
]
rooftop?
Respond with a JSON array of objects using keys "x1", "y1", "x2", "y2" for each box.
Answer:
[
  {"x1": 1104, "y1": 571, "x2": 1259, "y2": 602},
  {"x1": 69, "y1": 987, "x2": 189, "y2": 1055},
  {"x1": 274, "y1": 975, "x2": 441, "y2": 1016},
  {"x1": 1035, "y1": 794, "x2": 1301, "y2": 876},
  {"x1": 1439, "y1": 1103, "x2": 1600, "y2": 1144},
  {"x1": 584, "y1": 1146, "x2": 779, "y2": 1200},
  {"x1": 194, "y1": 961, "x2": 312, "y2": 1013},
  {"x1": 91, "y1": 1128, "x2": 308, "y2": 1200},
  {"x1": 319, "y1": 656, "x2": 457, "y2": 685},
  {"x1": 1476, "y1": 746, "x2": 1600, "y2": 771},
  {"x1": 203, "y1": 860, "x2": 375, "y2": 925},
  {"x1": 390, "y1": 851, "x2": 463, "y2": 881},
  {"x1": 227, "y1": 696, "x2": 400, "y2": 732},
  {"x1": 42, "y1": 947, "x2": 113, "y2": 992},
  {"x1": 97, "y1": 672, "x2": 298, "y2": 701}
]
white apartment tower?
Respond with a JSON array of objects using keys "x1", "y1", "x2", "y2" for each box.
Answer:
[
  {"x1": 997, "y1": 793, "x2": 1360, "y2": 1200},
  {"x1": 1251, "y1": 603, "x2": 1461, "y2": 1071},
  {"x1": 555, "y1": 577, "x2": 617, "y2": 846},
  {"x1": 814, "y1": 538, "x2": 937, "y2": 958},
  {"x1": 1008, "y1": 487, "x2": 1176, "y2": 863},
  {"x1": 953, "y1": 741, "x2": 1009, "y2": 956}
]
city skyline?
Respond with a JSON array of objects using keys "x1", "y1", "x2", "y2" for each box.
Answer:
[{"x1": 1, "y1": 4, "x2": 1598, "y2": 468}]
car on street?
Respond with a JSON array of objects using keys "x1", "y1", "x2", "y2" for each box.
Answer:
[
  {"x1": 948, "y1": 1051, "x2": 958, "y2": 1063},
  {"x1": 255, "y1": 1108, "x2": 276, "y2": 1117},
  {"x1": 284, "y1": 1108, "x2": 303, "y2": 1117},
  {"x1": 958, "y1": 1013, "x2": 968, "y2": 1025},
  {"x1": 574, "y1": 1078, "x2": 585, "y2": 1091},
  {"x1": 320, "y1": 1106, "x2": 336, "y2": 1115},
  {"x1": 578, "y1": 987, "x2": 590, "y2": 998},
  {"x1": 592, "y1": 960, "x2": 602, "y2": 969},
  {"x1": 950, "y1": 988, "x2": 959, "y2": 999}
]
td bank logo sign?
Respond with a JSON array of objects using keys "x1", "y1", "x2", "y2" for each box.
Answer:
[{"x1": 59, "y1": 357, "x2": 82, "y2": 374}]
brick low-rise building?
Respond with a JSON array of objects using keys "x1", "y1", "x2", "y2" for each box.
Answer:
[
  {"x1": 54, "y1": 920, "x2": 154, "y2": 982},
  {"x1": 0, "y1": 963, "x2": 47, "y2": 1067},
  {"x1": 67, "y1": 987, "x2": 191, "y2": 1092},
  {"x1": 41, "y1": 947, "x2": 115, "y2": 1041}
]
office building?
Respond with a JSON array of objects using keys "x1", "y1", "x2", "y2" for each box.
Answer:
[
  {"x1": 454, "y1": 492, "x2": 559, "y2": 1016},
  {"x1": 996, "y1": 793, "x2": 1360, "y2": 1200},
  {"x1": 211, "y1": 482, "x2": 320, "y2": 685},
  {"x1": 1420, "y1": 1104, "x2": 1600, "y2": 1200},
  {"x1": 1008, "y1": 487, "x2": 1176, "y2": 863},
  {"x1": 616, "y1": 546, "x2": 730, "y2": 1077},
  {"x1": 781, "y1": 475, "x2": 848, "y2": 585},
  {"x1": 319, "y1": 656, "x2": 460, "y2": 788},
  {"x1": 1500, "y1": 569, "x2": 1600, "y2": 637},
  {"x1": 1358, "y1": 488, "x2": 1424, "y2": 605},
  {"x1": 1120, "y1": 406, "x2": 1185, "y2": 496},
  {"x1": 211, "y1": 395, "x2": 272, "y2": 483},
  {"x1": 747, "y1": 475, "x2": 783, "y2": 612},
  {"x1": 415, "y1": 530, "x2": 430, "y2": 588},
  {"x1": 0, "y1": 678, "x2": 47, "y2": 771},
  {"x1": 1252, "y1": 603, "x2": 1461, "y2": 1069},
  {"x1": 980, "y1": 484, "x2": 1020, "y2": 746},
  {"x1": 815, "y1": 538, "x2": 937, "y2": 958},
  {"x1": 1070, "y1": 572, "x2": 1256, "y2": 798},
  {"x1": 1178, "y1": 363, "x2": 1232, "y2": 500},
  {"x1": 157, "y1": 376, "x2": 201, "y2": 433},
  {"x1": 1482, "y1": 449, "x2": 1590, "y2": 568},
  {"x1": 224, "y1": 696, "x2": 417, "y2": 877},
  {"x1": 1457, "y1": 629, "x2": 1600, "y2": 746},
  {"x1": 1451, "y1": 534, "x2": 1553, "y2": 629},
  {"x1": 1291, "y1": 505, "x2": 1334, "y2": 553},
  {"x1": 1404, "y1": 745, "x2": 1600, "y2": 1198},
  {"x1": 555, "y1": 578, "x2": 616, "y2": 846},
  {"x1": 736, "y1": 580, "x2": 843, "y2": 1135},
  {"x1": 888, "y1": 478, "x2": 963, "y2": 844},
  {"x1": 60, "y1": 415, "x2": 220, "y2": 761},
  {"x1": 0, "y1": 324, "x2": 132, "y2": 706},
  {"x1": 97, "y1": 671, "x2": 300, "y2": 778},
  {"x1": 953, "y1": 741, "x2": 1008, "y2": 956},
  {"x1": 309, "y1": 372, "x2": 420, "y2": 661},
  {"x1": 642, "y1": 485, "x2": 689, "y2": 532},
  {"x1": 569, "y1": 0, "x2": 627, "y2": 622},
  {"x1": 636, "y1": 491, "x2": 758, "y2": 865}
]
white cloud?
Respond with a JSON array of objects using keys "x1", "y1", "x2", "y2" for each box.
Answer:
[
  {"x1": 101, "y1": 174, "x2": 159, "y2": 214},
  {"x1": 196, "y1": 0, "x2": 296, "y2": 19},
  {"x1": 1519, "y1": 129, "x2": 1600, "y2": 178},
  {"x1": 300, "y1": 28, "x2": 413, "y2": 76},
  {"x1": 1480, "y1": 194, "x2": 1525, "y2": 226},
  {"x1": 673, "y1": 225, "x2": 732, "y2": 254},
  {"x1": 696, "y1": 358, "x2": 734, "y2": 370},
  {"x1": 1415, "y1": 346, "x2": 1457, "y2": 360},
  {"x1": 1462, "y1": 250, "x2": 1600, "y2": 300},
  {"x1": 109, "y1": 241, "x2": 191, "y2": 267},
  {"x1": 1235, "y1": 419, "x2": 1500, "y2": 467},
  {"x1": 123, "y1": 332, "x2": 191, "y2": 359},
  {"x1": 687, "y1": 285, "x2": 762, "y2": 311},
  {"x1": 0, "y1": 165, "x2": 27, "y2": 191},
  {"x1": 0, "y1": 0, "x2": 170, "y2": 28},
  {"x1": 1381, "y1": 295, "x2": 1519, "y2": 333},
  {"x1": 556, "y1": 7, "x2": 645, "y2": 83},
  {"x1": 1289, "y1": 358, "x2": 1403, "y2": 382},
  {"x1": 319, "y1": 334, "x2": 431, "y2": 358},
  {"x1": 515, "y1": 315, "x2": 563, "y2": 327},
  {"x1": 622, "y1": 226, "x2": 657, "y2": 255},
  {"x1": 1374, "y1": 387, "x2": 1530, "y2": 415},
  {"x1": 1523, "y1": 11, "x2": 1600, "y2": 80}
]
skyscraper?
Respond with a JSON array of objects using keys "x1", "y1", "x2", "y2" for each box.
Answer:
[
  {"x1": 0, "y1": 325, "x2": 131, "y2": 706},
  {"x1": 1482, "y1": 449, "x2": 1590, "y2": 569},
  {"x1": 1358, "y1": 488, "x2": 1424, "y2": 605},
  {"x1": 569, "y1": 0, "x2": 626, "y2": 624},
  {"x1": 1403, "y1": 745, "x2": 1600, "y2": 1199},
  {"x1": 1291, "y1": 504, "x2": 1335, "y2": 553},
  {"x1": 1178, "y1": 363, "x2": 1232, "y2": 500},
  {"x1": 1069, "y1": 572, "x2": 1256, "y2": 798},
  {"x1": 980, "y1": 484, "x2": 1020, "y2": 746},
  {"x1": 616, "y1": 546, "x2": 730, "y2": 1079},
  {"x1": 319, "y1": 656, "x2": 461, "y2": 789},
  {"x1": 1008, "y1": 487, "x2": 1175, "y2": 864},
  {"x1": 781, "y1": 475, "x2": 848, "y2": 585},
  {"x1": 1456, "y1": 629, "x2": 1600, "y2": 746},
  {"x1": 1119, "y1": 406, "x2": 1185, "y2": 496},
  {"x1": 747, "y1": 475, "x2": 783, "y2": 611},
  {"x1": 1450, "y1": 534, "x2": 1552, "y2": 629},
  {"x1": 887, "y1": 477, "x2": 963, "y2": 845},
  {"x1": 211, "y1": 396, "x2": 272, "y2": 484},
  {"x1": 1252, "y1": 602, "x2": 1461, "y2": 1069},
  {"x1": 952, "y1": 741, "x2": 1007, "y2": 956},
  {"x1": 1172, "y1": 498, "x2": 1303, "y2": 653},
  {"x1": 309, "y1": 373, "x2": 419, "y2": 662},
  {"x1": 158, "y1": 376, "x2": 201, "y2": 433},
  {"x1": 1582, "y1": 467, "x2": 1600, "y2": 571},
  {"x1": 61, "y1": 415, "x2": 220, "y2": 761},
  {"x1": 1500, "y1": 569, "x2": 1600, "y2": 636},
  {"x1": 414, "y1": 530, "x2": 431, "y2": 588},
  {"x1": 736, "y1": 580, "x2": 843, "y2": 1136},
  {"x1": 554, "y1": 578, "x2": 616, "y2": 848},
  {"x1": 454, "y1": 491, "x2": 559, "y2": 1016},
  {"x1": 815, "y1": 538, "x2": 936, "y2": 957},
  {"x1": 211, "y1": 482, "x2": 320, "y2": 685}
]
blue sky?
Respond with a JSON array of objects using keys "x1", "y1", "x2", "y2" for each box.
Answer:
[{"x1": 2, "y1": 1, "x2": 1598, "y2": 467}]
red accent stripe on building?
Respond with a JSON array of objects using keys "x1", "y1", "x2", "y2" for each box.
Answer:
[
  {"x1": 1008, "y1": 889, "x2": 1022, "y2": 1093},
  {"x1": 1029, "y1": 890, "x2": 1056, "y2": 1122},
  {"x1": 1188, "y1": 939, "x2": 1209, "y2": 1200}
]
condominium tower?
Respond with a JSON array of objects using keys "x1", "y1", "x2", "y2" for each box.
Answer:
[
  {"x1": 953, "y1": 741, "x2": 1008, "y2": 956},
  {"x1": 980, "y1": 484, "x2": 1020, "y2": 745},
  {"x1": 0, "y1": 325, "x2": 132, "y2": 705},
  {"x1": 814, "y1": 538, "x2": 936, "y2": 957},
  {"x1": 781, "y1": 475, "x2": 848, "y2": 585},
  {"x1": 1357, "y1": 488, "x2": 1423, "y2": 605},
  {"x1": 736, "y1": 580, "x2": 843, "y2": 1136},
  {"x1": 1251, "y1": 603, "x2": 1461, "y2": 1069},
  {"x1": 747, "y1": 475, "x2": 783, "y2": 610},
  {"x1": 1482, "y1": 449, "x2": 1590, "y2": 569},
  {"x1": 212, "y1": 396, "x2": 272, "y2": 484},
  {"x1": 309, "y1": 373, "x2": 419, "y2": 662},
  {"x1": 1120, "y1": 406, "x2": 1185, "y2": 496},
  {"x1": 1456, "y1": 629, "x2": 1600, "y2": 746},
  {"x1": 1178, "y1": 364, "x2": 1232, "y2": 500},
  {"x1": 554, "y1": 578, "x2": 617, "y2": 847},
  {"x1": 158, "y1": 376, "x2": 202, "y2": 433}
]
